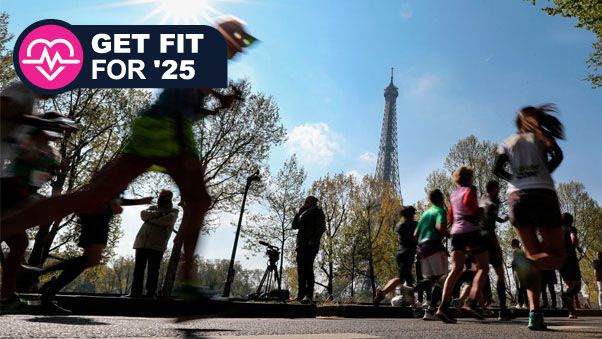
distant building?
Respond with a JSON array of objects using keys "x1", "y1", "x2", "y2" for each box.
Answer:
[{"x1": 375, "y1": 68, "x2": 401, "y2": 196}]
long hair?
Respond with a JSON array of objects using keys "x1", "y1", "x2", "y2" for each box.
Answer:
[{"x1": 516, "y1": 104, "x2": 564, "y2": 148}]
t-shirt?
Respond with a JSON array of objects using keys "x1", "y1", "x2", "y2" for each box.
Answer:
[
  {"x1": 396, "y1": 220, "x2": 418, "y2": 254},
  {"x1": 449, "y1": 186, "x2": 480, "y2": 235},
  {"x1": 141, "y1": 88, "x2": 206, "y2": 121},
  {"x1": 479, "y1": 194, "x2": 502, "y2": 238},
  {"x1": 497, "y1": 132, "x2": 555, "y2": 194},
  {"x1": 415, "y1": 205, "x2": 447, "y2": 243}
]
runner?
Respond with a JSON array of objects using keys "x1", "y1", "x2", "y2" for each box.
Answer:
[
  {"x1": 479, "y1": 180, "x2": 512, "y2": 320},
  {"x1": 0, "y1": 18, "x2": 255, "y2": 293},
  {"x1": 412, "y1": 189, "x2": 449, "y2": 321},
  {"x1": 22, "y1": 194, "x2": 152, "y2": 314},
  {"x1": 373, "y1": 206, "x2": 417, "y2": 307},
  {"x1": 493, "y1": 104, "x2": 565, "y2": 330},
  {"x1": 594, "y1": 251, "x2": 602, "y2": 309},
  {"x1": 436, "y1": 166, "x2": 490, "y2": 323},
  {"x1": 559, "y1": 212, "x2": 582, "y2": 319}
]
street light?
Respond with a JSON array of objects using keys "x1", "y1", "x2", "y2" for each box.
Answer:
[{"x1": 223, "y1": 170, "x2": 261, "y2": 297}]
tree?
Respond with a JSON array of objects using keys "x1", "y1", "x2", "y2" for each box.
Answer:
[
  {"x1": 0, "y1": 11, "x2": 15, "y2": 89},
  {"x1": 310, "y1": 173, "x2": 355, "y2": 298},
  {"x1": 25, "y1": 88, "x2": 152, "y2": 275},
  {"x1": 530, "y1": 0, "x2": 602, "y2": 88},
  {"x1": 160, "y1": 79, "x2": 286, "y2": 295},
  {"x1": 242, "y1": 155, "x2": 306, "y2": 290}
]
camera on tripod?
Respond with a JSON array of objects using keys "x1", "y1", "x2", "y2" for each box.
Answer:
[
  {"x1": 259, "y1": 240, "x2": 280, "y2": 265},
  {"x1": 247, "y1": 240, "x2": 289, "y2": 302}
]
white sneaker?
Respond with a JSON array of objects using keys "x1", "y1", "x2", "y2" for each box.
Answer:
[{"x1": 423, "y1": 310, "x2": 436, "y2": 320}]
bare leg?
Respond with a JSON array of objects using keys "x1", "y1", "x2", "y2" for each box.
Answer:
[
  {"x1": 438, "y1": 251, "x2": 466, "y2": 308},
  {"x1": 1, "y1": 155, "x2": 152, "y2": 239},
  {"x1": 160, "y1": 154, "x2": 211, "y2": 281},
  {"x1": 516, "y1": 225, "x2": 564, "y2": 271},
  {"x1": 527, "y1": 277, "x2": 542, "y2": 312},
  {"x1": 468, "y1": 251, "x2": 490, "y2": 302},
  {"x1": 381, "y1": 277, "x2": 401, "y2": 295}
]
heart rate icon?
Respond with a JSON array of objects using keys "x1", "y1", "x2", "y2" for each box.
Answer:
[{"x1": 17, "y1": 23, "x2": 83, "y2": 91}]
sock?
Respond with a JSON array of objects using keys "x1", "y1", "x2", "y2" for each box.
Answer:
[
  {"x1": 40, "y1": 256, "x2": 87, "y2": 300},
  {"x1": 497, "y1": 280, "x2": 507, "y2": 310}
]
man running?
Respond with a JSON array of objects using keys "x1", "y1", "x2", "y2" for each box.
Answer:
[
  {"x1": 413, "y1": 189, "x2": 450, "y2": 320},
  {"x1": 479, "y1": 180, "x2": 511, "y2": 320}
]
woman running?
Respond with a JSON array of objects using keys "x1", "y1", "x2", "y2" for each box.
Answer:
[
  {"x1": 493, "y1": 104, "x2": 565, "y2": 330},
  {"x1": 436, "y1": 166, "x2": 489, "y2": 323},
  {"x1": 1, "y1": 18, "x2": 255, "y2": 288}
]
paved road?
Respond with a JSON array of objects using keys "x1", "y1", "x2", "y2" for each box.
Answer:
[{"x1": 1, "y1": 315, "x2": 601, "y2": 338}]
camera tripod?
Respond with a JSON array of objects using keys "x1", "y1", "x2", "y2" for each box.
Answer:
[{"x1": 256, "y1": 257, "x2": 279, "y2": 296}]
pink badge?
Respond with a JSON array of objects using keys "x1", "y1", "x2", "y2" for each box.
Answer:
[{"x1": 18, "y1": 24, "x2": 83, "y2": 90}]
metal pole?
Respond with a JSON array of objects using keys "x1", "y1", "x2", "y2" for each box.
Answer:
[{"x1": 223, "y1": 171, "x2": 260, "y2": 297}]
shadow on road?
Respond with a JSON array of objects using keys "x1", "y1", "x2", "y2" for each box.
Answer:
[
  {"x1": 175, "y1": 328, "x2": 237, "y2": 338},
  {"x1": 27, "y1": 316, "x2": 109, "y2": 325}
]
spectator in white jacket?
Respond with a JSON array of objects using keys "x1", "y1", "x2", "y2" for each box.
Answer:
[{"x1": 129, "y1": 189, "x2": 179, "y2": 298}]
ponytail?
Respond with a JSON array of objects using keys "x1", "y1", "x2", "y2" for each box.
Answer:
[{"x1": 516, "y1": 103, "x2": 564, "y2": 148}]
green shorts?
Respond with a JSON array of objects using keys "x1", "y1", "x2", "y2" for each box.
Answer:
[{"x1": 123, "y1": 116, "x2": 198, "y2": 158}]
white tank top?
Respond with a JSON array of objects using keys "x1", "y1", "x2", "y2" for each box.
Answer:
[{"x1": 498, "y1": 132, "x2": 555, "y2": 194}]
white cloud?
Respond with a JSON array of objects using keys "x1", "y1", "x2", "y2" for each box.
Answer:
[
  {"x1": 286, "y1": 123, "x2": 341, "y2": 166},
  {"x1": 405, "y1": 74, "x2": 441, "y2": 97},
  {"x1": 400, "y1": 3, "x2": 413, "y2": 19},
  {"x1": 359, "y1": 152, "x2": 377, "y2": 164},
  {"x1": 346, "y1": 170, "x2": 363, "y2": 182}
]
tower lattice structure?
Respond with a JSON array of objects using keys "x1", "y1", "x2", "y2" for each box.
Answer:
[{"x1": 375, "y1": 68, "x2": 401, "y2": 197}]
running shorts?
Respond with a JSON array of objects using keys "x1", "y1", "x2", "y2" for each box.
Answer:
[
  {"x1": 508, "y1": 189, "x2": 561, "y2": 229},
  {"x1": 560, "y1": 255, "x2": 582, "y2": 282},
  {"x1": 420, "y1": 251, "x2": 448, "y2": 278},
  {"x1": 122, "y1": 116, "x2": 198, "y2": 159},
  {"x1": 450, "y1": 231, "x2": 487, "y2": 255}
]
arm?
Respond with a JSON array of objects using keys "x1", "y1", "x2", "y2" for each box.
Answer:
[
  {"x1": 437, "y1": 210, "x2": 451, "y2": 238},
  {"x1": 547, "y1": 141, "x2": 563, "y2": 173},
  {"x1": 493, "y1": 153, "x2": 511, "y2": 181},
  {"x1": 121, "y1": 197, "x2": 153, "y2": 206},
  {"x1": 149, "y1": 209, "x2": 179, "y2": 228},
  {"x1": 141, "y1": 206, "x2": 161, "y2": 221}
]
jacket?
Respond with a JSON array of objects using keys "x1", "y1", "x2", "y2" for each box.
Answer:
[
  {"x1": 133, "y1": 205, "x2": 179, "y2": 252},
  {"x1": 292, "y1": 205, "x2": 326, "y2": 248}
]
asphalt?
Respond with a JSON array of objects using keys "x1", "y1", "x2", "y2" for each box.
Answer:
[{"x1": 1, "y1": 315, "x2": 602, "y2": 338}]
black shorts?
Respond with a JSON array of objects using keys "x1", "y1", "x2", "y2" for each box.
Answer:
[
  {"x1": 78, "y1": 207, "x2": 113, "y2": 247},
  {"x1": 508, "y1": 189, "x2": 561, "y2": 229},
  {"x1": 450, "y1": 231, "x2": 487, "y2": 255},
  {"x1": 396, "y1": 251, "x2": 415, "y2": 285},
  {"x1": 560, "y1": 256, "x2": 582, "y2": 282},
  {"x1": 484, "y1": 235, "x2": 503, "y2": 267},
  {"x1": 541, "y1": 270, "x2": 558, "y2": 284}
]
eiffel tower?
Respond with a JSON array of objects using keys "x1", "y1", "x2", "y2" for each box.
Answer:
[{"x1": 375, "y1": 68, "x2": 401, "y2": 197}]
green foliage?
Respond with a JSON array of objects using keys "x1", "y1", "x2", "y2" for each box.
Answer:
[
  {"x1": 530, "y1": 0, "x2": 602, "y2": 87},
  {"x1": 0, "y1": 12, "x2": 15, "y2": 89}
]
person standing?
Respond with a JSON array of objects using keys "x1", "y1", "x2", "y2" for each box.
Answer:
[
  {"x1": 130, "y1": 189, "x2": 179, "y2": 298},
  {"x1": 510, "y1": 239, "x2": 529, "y2": 309},
  {"x1": 373, "y1": 206, "x2": 418, "y2": 306},
  {"x1": 541, "y1": 270, "x2": 558, "y2": 309},
  {"x1": 594, "y1": 251, "x2": 602, "y2": 309},
  {"x1": 292, "y1": 196, "x2": 326, "y2": 304}
]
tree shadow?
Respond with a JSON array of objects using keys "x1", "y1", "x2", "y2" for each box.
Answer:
[
  {"x1": 174, "y1": 328, "x2": 237, "y2": 338},
  {"x1": 27, "y1": 316, "x2": 109, "y2": 325}
]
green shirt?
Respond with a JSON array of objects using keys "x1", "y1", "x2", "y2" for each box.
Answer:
[{"x1": 415, "y1": 205, "x2": 447, "y2": 243}]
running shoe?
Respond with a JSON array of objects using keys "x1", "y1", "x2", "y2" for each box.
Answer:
[
  {"x1": 451, "y1": 298, "x2": 462, "y2": 312},
  {"x1": 40, "y1": 298, "x2": 72, "y2": 315},
  {"x1": 569, "y1": 312, "x2": 578, "y2": 319},
  {"x1": 527, "y1": 311, "x2": 547, "y2": 331},
  {"x1": 0, "y1": 296, "x2": 30, "y2": 314},
  {"x1": 435, "y1": 308, "x2": 457, "y2": 324},
  {"x1": 498, "y1": 309, "x2": 512, "y2": 321},
  {"x1": 423, "y1": 309, "x2": 436, "y2": 321}
]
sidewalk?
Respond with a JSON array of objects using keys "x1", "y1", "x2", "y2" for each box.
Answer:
[{"x1": 7, "y1": 293, "x2": 602, "y2": 319}]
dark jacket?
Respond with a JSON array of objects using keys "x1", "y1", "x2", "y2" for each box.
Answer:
[{"x1": 292, "y1": 205, "x2": 326, "y2": 248}]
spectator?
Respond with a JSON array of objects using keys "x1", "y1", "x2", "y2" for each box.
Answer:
[
  {"x1": 130, "y1": 189, "x2": 179, "y2": 298},
  {"x1": 292, "y1": 195, "x2": 326, "y2": 304},
  {"x1": 593, "y1": 251, "x2": 602, "y2": 309},
  {"x1": 510, "y1": 239, "x2": 528, "y2": 309}
]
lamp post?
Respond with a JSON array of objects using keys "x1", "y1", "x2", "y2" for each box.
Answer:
[{"x1": 223, "y1": 170, "x2": 261, "y2": 297}]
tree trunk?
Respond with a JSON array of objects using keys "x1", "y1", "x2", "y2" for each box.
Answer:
[
  {"x1": 278, "y1": 243, "x2": 284, "y2": 291},
  {"x1": 162, "y1": 228, "x2": 184, "y2": 297}
]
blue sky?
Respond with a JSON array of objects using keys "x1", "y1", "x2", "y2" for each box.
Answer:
[{"x1": 4, "y1": 0, "x2": 601, "y2": 268}]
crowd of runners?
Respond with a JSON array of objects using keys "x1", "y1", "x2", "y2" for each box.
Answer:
[
  {"x1": 0, "y1": 16, "x2": 598, "y2": 333},
  {"x1": 374, "y1": 104, "x2": 599, "y2": 330}
]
